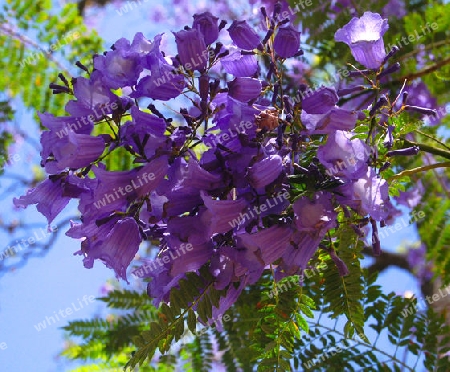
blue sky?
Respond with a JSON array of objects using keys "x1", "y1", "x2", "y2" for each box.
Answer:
[{"x1": 0, "y1": 1, "x2": 428, "y2": 371}]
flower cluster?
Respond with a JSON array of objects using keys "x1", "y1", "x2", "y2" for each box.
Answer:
[{"x1": 14, "y1": 5, "x2": 435, "y2": 320}]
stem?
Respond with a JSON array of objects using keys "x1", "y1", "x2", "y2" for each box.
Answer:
[
  {"x1": 414, "y1": 130, "x2": 450, "y2": 151},
  {"x1": 402, "y1": 138, "x2": 450, "y2": 160},
  {"x1": 396, "y1": 56, "x2": 450, "y2": 82},
  {"x1": 388, "y1": 162, "x2": 450, "y2": 180}
]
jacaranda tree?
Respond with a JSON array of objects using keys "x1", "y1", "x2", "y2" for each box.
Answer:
[{"x1": 4, "y1": 0, "x2": 450, "y2": 371}]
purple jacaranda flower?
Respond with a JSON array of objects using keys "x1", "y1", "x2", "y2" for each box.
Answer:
[
  {"x1": 317, "y1": 130, "x2": 370, "y2": 179},
  {"x1": 133, "y1": 65, "x2": 185, "y2": 101},
  {"x1": 63, "y1": 174, "x2": 97, "y2": 199},
  {"x1": 201, "y1": 191, "x2": 248, "y2": 234},
  {"x1": 85, "y1": 157, "x2": 168, "y2": 218},
  {"x1": 65, "y1": 71, "x2": 119, "y2": 118},
  {"x1": 134, "y1": 157, "x2": 169, "y2": 197},
  {"x1": 205, "y1": 277, "x2": 248, "y2": 331},
  {"x1": 403, "y1": 81, "x2": 437, "y2": 110},
  {"x1": 293, "y1": 192, "x2": 337, "y2": 235},
  {"x1": 394, "y1": 181, "x2": 424, "y2": 208},
  {"x1": 94, "y1": 38, "x2": 142, "y2": 89},
  {"x1": 228, "y1": 20, "x2": 261, "y2": 50},
  {"x1": 406, "y1": 243, "x2": 433, "y2": 284},
  {"x1": 328, "y1": 249, "x2": 349, "y2": 276},
  {"x1": 156, "y1": 157, "x2": 222, "y2": 215},
  {"x1": 43, "y1": 130, "x2": 105, "y2": 173},
  {"x1": 83, "y1": 168, "x2": 136, "y2": 217},
  {"x1": 159, "y1": 186, "x2": 202, "y2": 217},
  {"x1": 210, "y1": 254, "x2": 234, "y2": 290},
  {"x1": 220, "y1": 48, "x2": 258, "y2": 77},
  {"x1": 169, "y1": 240, "x2": 213, "y2": 276},
  {"x1": 210, "y1": 95, "x2": 259, "y2": 147},
  {"x1": 193, "y1": 11, "x2": 219, "y2": 45},
  {"x1": 183, "y1": 158, "x2": 223, "y2": 189},
  {"x1": 119, "y1": 107, "x2": 168, "y2": 159},
  {"x1": 129, "y1": 32, "x2": 154, "y2": 56},
  {"x1": 125, "y1": 106, "x2": 166, "y2": 136},
  {"x1": 273, "y1": 25, "x2": 301, "y2": 58},
  {"x1": 173, "y1": 28, "x2": 208, "y2": 71},
  {"x1": 221, "y1": 244, "x2": 265, "y2": 285},
  {"x1": 301, "y1": 107, "x2": 357, "y2": 134},
  {"x1": 68, "y1": 214, "x2": 118, "y2": 245},
  {"x1": 352, "y1": 168, "x2": 391, "y2": 221},
  {"x1": 281, "y1": 233, "x2": 324, "y2": 274},
  {"x1": 334, "y1": 12, "x2": 389, "y2": 69},
  {"x1": 167, "y1": 213, "x2": 210, "y2": 244},
  {"x1": 13, "y1": 178, "x2": 71, "y2": 226},
  {"x1": 79, "y1": 217, "x2": 141, "y2": 282},
  {"x1": 132, "y1": 34, "x2": 186, "y2": 101},
  {"x1": 381, "y1": 0, "x2": 406, "y2": 19},
  {"x1": 38, "y1": 112, "x2": 94, "y2": 136},
  {"x1": 301, "y1": 87, "x2": 339, "y2": 114},
  {"x1": 240, "y1": 226, "x2": 292, "y2": 264},
  {"x1": 228, "y1": 77, "x2": 262, "y2": 102},
  {"x1": 146, "y1": 266, "x2": 187, "y2": 306},
  {"x1": 247, "y1": 154, "x2": 283, "y2": 188}
]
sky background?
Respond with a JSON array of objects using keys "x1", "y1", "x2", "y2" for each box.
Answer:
[{"x1": 0, "y1": 1, "x2": 427, "y2": 371}]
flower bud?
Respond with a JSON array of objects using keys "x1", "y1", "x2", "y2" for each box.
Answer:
[
  {"x1": 404, "y1": 105, "x2": 437, "y2": 117},
  {"x1": 273, "y1": 25, "x2": 301, "y2": 58},
  {"x1": 228, "y1": 20, "x2": 261, "y2": 50},
  {"x1": 378, "y1": 62, "x2": 400, "y2": 78},
  {"x1": 337, "y1": 85, "x2": 365, "y2": 96},
  {"x1": 228, "y1": 77, "x2": 262, "y2": 102},
  {"x1": 387, "y1": 146, "x2": 420, "y2": 157},
  {"x1": 193, "y1": 12, "x2": 219, "y2": 45},
  {"x1": 369, "y1": 94, "x2": 388, "y2": 116},
  {"x1": 381, "y1": 46, "x2": 399, "y2": 65},
  {"x1": 173, "y1": 28, "x2": 208, "y2": 71}
]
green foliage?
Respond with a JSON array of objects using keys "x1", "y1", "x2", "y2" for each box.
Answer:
[
  {"x1": 125, "y1": 268, "x2": 228, "y2": 370},
  {"x1": 320, "y1": 227, "x2": 367, "y2": 340},
  {"x1": 62, "y1": 289, "x2": 158, "y2": 360},
  {"x1": 419, "y1": 182, "x2": 450, "y2": 284},
  {"x1": 62, "y1": 261, "x2": 450, "y2": 371},
  {"x1": 0, "y1": 0, "x2": 103, "y2": 120},
  {"x1": 294, "y1": 285, "x2": 450, "y2": 371}
]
